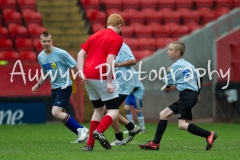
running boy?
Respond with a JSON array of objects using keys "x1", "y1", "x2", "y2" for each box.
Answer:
[{"x1": 139, "y1": 41, "x2": 217, "y2": 151}]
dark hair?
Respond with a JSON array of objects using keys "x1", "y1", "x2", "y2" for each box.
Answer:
[{"x1": 42, "y1": 31, "x2": 49, "y2": 37}]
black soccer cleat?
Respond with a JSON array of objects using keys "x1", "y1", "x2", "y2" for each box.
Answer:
[
  {"x1": 93, "y1": 130, "x2": 111, "y2": 149},
  {"x1": 206, "y1": 131, "x2": 218, "y2": 150},
  {"x1": 139, "y1": 140, "x2": 160, "y2": 150}
]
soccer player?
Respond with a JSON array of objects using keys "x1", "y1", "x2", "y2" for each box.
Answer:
[
  {"x1": 32, "y1": 31, "x2": 88, "y2": 144},
  {"x1": 124, "y1": 93, "x2": 146, "y2": 134},
  {"x1": 77, "y1": 14, "x2": 124, "y2": 151},
  {"x1": 139, "y1": 41, "x2": 218, "y2": 150},
  {"x1": 110, "y1": 42, "x2": 144, "y2": 146}
]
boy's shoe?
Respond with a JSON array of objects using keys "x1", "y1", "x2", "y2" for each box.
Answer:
[
  {"x1": 139, "y1": 141, "x2": 160, "y2": 150},
  {"x1": 206, "y1": 131, "x2": 218, "y2": 150},
  {"x1": 125, "y1": 125, "x2": 141, "y2": 143},
  {"x1": 82, "y1": 145, "x2": 93, "y2": 151},
  {"x1": 93, "y1": 130, "x2": 111, "y2": 149},
  {"x1": 123, "y1": 130, "x2": 128, "y2": 134},
  {"x1": 138, "y1": 129, "x2": 146, "y2": 134},
  {"x1": 110, "y1": 139, "x2": 126, "y2": 146},
  {"x1": 71, "y1": 127, "x2": 89, "y2": 143}
]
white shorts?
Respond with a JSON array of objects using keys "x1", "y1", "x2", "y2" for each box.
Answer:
[{"x1": 85, "y1": 79, "x2": 119, "y2": 101}]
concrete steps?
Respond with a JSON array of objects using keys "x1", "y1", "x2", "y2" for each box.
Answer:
[{"x1": 36, "y1": 0, "x2": 89, "y2": 54}]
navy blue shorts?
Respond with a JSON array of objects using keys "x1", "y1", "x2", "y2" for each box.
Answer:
[
  {"x1": 168, "y1": 89, "x2": 198, "y2": 120},
  {"x1": 51, "y1": 86, "x2": 72, "y2": 108},
  {"x1": 125, "y1": 94, "x2": 143, "y2": 109}
]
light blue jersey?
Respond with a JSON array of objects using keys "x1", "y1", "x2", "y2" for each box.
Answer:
[
  {"x1": 115, "y1": 43, "x2": 144, "y2": 99},
  {"x1": 38, "y1": 47, "x2": 77, "y2": 89},
  {"x1": 163, "y1": 58, "x2": 199, "y2": 92}
]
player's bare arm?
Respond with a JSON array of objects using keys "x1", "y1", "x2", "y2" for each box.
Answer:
[
  {"x1": 77, "y1": 49, "x2": 88, "y2": 83},
  {"x1": 115, "y1": 59, "x2": 136, "y2": 68},
  {"x1": 107, "y1": 54, "x2": 116, "y2": 93},
  {"x1": 32, "y1": 76, "x2": 46, "y2": 93}
]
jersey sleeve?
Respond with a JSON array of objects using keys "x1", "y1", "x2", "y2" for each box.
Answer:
[
  {"x1": 38, "y1": 55, "x2": 47, "y2": 75},
  {"x1": 81, "y1": 36, "x2": 92, "y2": 53},
  {"x1": 163, "y1": 63, "x2": 182, "y2": 86},
  {"x1": 109, "y1": 36, "x2": 123, "y2": 56},
  {"x1": 62, "y1": 51, "x2": 77, "y2": 68},
  {"x1": 122, "y1": 43, "x2": 135, "y2": 61}
]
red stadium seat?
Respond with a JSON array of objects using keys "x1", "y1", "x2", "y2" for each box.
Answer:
[
  {"x1": 152, "y1": 25, "x2": 171, "y2": 38},
  {"x1": 121, "y1": 26, "x2": 134, "y2": 38},
  {"x1": 0, "y1": 14, "x2": 2, "y2": 26},
  {"x1": 128, "y1": 22, "x2": 144, "y2": 28},
  {"x1": 201, "y1": 11, "x2": 216, "y2": 25},
  {"x1": 215, "y1": 0, "x2": 232, "y2": 9},
  {"x1": 33, "y1": 38, "x2": 43, "y2": 53},
  {"x1": 91, "y1": 23, "x2": 104, "y2": 33},
  {"x1": 133, "y1": 50, "x2": 153, "y2": 61},
  {"x1": 0, "y1": 26, "x2": 10, "y2": 38},
  {"x1": 80, "y1": 0, "x2": 100, "y2": 10},
  {"x1": 0, "y1": 0, "x2": 17, "y2": 10},
  {"x1": 181, "y1": 10, "x2": 201, "y2": 24},
  {"x1": 143, "y1": 9, "x2": 163, "y2": 25},
  {"x1": 162, "y1": 11, "x2": 181, "y2": 25},
  {"x1": 0, "y1": 51, "x2": 19, "y2": 61},
  {"x1": 156, "y1": 38, "x2": 166, "y2": 49},
  {"x1": 14, "y1": 38, "x2": 34, "y2": 51},
  {"x1": 140, "y1": 0, "x2": 157, "y2": 10},
  {"x1": 3, "y1": 9, "x2": 22, "y2": 25},
  {"x1": 27, "y1": 24, "x2": 46, "y2": 38},
  {"x1": 122, "y1": 0, "x2": 140, "y2": 10},
  {"x1": 158, "y1": 0, "x2": 175, "y2": 10},
  {"x1": 19, "y1": 51, "x2": 37, "y2": 61},
  {"x1": 138, "y1": 38, "x2": 156, "y2": 50},
  {"x1": 233, "y1": 0, "x2": 240, "y2": 8},
  {"x1": 195, "y1": 0, "x2": 214, "y2": 9},
  {"x1": 186, "y1": 22, "x2": 202, "y2": 32},
  {"x1": 123, "y1": 38, "x2": 138, "y2": 50},
  {"x1": 101, "y1": 0, "x2": 122, "y2": 10},
  {"x1": 215, "y1": 7, "x2": 230, "y2": 18},
  {"x1": 125, "y1": 9, "x2": 145, "y2": 25},
  {"x1": 22, "y1": 9, "x2": 42, "y2": 25},
  {"x1": 8, "y1": 24, "x2": 29, "y2": 39},
  {"x1": 134, "y1": 26, "x2": 152, "y2": 38},
  {"x1": 170, "y1": 25, "x2": 189, "y2": 38},
  {"x1": 17, "y1": 0, "x2": 36, "y2": 10},
  {"x1": 0, "y1": 38, "x2": 14, "y2": 51},
  {"x1": 175, "y1": 0, "x2": 193, "y2": 9},
  {"x1": 85, "y1": 9, "x2": 107, "y2": 24}
]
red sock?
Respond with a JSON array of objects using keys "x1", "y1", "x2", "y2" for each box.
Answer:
[
  {"x1": 96, "y1": 115, "x2": 113, "y2": 133},
  {"x1": 87, "y1": 121, "x2": 100, "y2": 147}
]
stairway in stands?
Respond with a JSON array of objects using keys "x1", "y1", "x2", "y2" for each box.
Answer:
[{"x1": 36, "y1": 0, "x2": 89, "y2": 55}]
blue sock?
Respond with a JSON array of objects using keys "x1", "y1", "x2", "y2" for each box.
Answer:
[
  {"x1": 137, "y1": 112, "x2": 145, "y2": 130},
  {"x1": 126, "y1": 110, "x2": 134, "y2": 124},
  {"x1": 63, "y1": 114, "x2": 84, "y2": 135}
]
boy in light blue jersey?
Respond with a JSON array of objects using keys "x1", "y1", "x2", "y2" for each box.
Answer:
[
  {"x1": 32, "y1": 31, "x2": 88, "y2": 144},
  {"x1": 110, "y1": 42, "x2": 144, "y2": 146},
  {"x1": 140, "y1": 41, "x2": 217, "y2": 151}
]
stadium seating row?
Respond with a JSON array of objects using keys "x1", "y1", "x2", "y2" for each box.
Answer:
[
  {"x1": 0, "y1": 24, "x2": 46, "y2": 40},
  {"x1": 86, "y1": 7, "x2": 230, "y2": 27},
  {"x1": 0, "y1": 37, "x2": 42, "y2": 53},
  {"x1": 0, "y1": 50, "x2": 37, "y2": 61},
  {"x1": 0, "y1": 0, "x2": 36, "y2": 10},
  {"x1": 81, "y1": 0, "x2": 240, "y2": 11},
  {"x1": 1, "y1": 8, "x2": 42, "y2": 26}
]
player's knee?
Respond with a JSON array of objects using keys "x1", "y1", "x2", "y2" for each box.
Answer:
[
  {"x1": 51, "y1": 110, "x2": 59, "y2": 119},
  {"x1": 135, "y1": 108, "x2": 141, "y2": 113},
  {"x1": 159, "y1": 111, "x2": 166, "y2": 119},
  {"x1": 178, "y1": 123, "x2": 187, "y2": 130}
]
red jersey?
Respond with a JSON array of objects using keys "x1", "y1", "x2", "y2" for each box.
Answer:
[{"x1": 81, "y1": 28, "x2": 123, "y2": 79}]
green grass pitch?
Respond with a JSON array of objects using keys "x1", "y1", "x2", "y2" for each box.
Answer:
[{"x1": 0, "y1": 123, "x2": 239, "y2": 160}]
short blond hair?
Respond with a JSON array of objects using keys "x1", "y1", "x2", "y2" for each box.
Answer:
[
  {"x1": 107, "y1": 14, "x2": 124, "y2": 27},
  {"x1": 171, "y1": 41, "x2": 185, "y2": 56}
]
